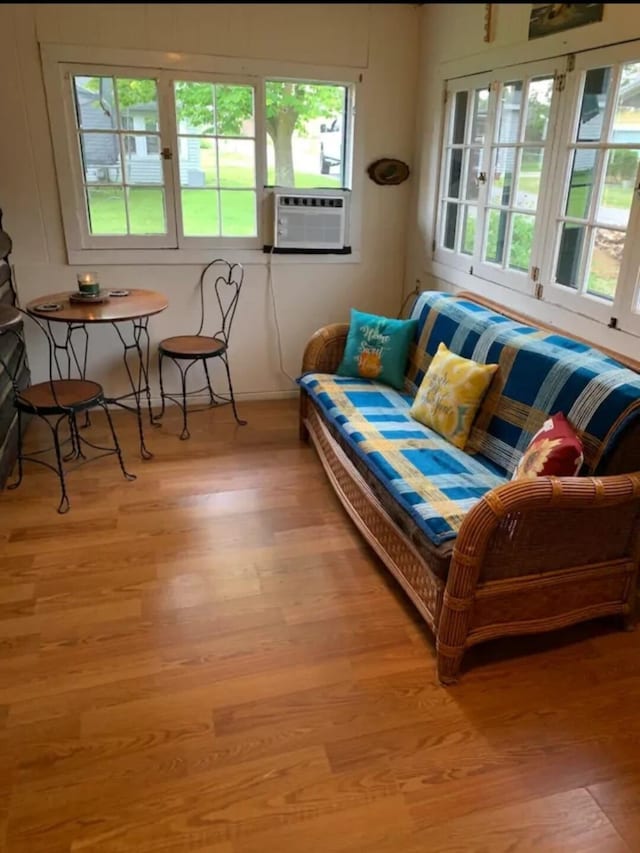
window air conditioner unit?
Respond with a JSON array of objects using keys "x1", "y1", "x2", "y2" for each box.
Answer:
[{"x1": 273, "y1": 190, "x2": 348, "y2": 251}]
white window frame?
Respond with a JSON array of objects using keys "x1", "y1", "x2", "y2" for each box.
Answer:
[
  {"x1": 436, "y1": 59, "x2": 563, "y2": 295},
  {"x1": 56, "y1": 62, "x2": 179, "y2": 250},
  {"x1": 264, "y1": 77, "x2": 355, "y2": 191},
  {"x1": 542, "y1": 42, "x2": 640, "y2": 333},
  {"x1": 434, "y1": 71, "x2": 493, "y2": 275},
  {"x1": 41, "y1": 44, "x2": 362, "y2": 265},
  {"x1": 167, "y1": 69, "x2": 263, "y2": 251},
  {"x1": 434, "y1": 43, "x2": 640, "y2": 339},
  {"x1": 617, "y1": 200, "x2": 640, "y2": 336},
  {"x1": 474, "y1": 59, "x2": 563, "y2": 293}
]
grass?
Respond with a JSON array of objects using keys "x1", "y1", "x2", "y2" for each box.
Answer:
[
  {"x1": 587, "y1": 247, "x2": 620, "y2": 299},
  {"x1": 518, "y1": 175, "x2": 633, "y2": 212},
  {"x1": 478, "y1": 167, "x2": 633, "y2": 300},
  {"x1": 461, "y1": 196, "x2": 621, "y2": 300},
  {"x1": 87, "y1": 163, "x2": 340, "y2": 237}
]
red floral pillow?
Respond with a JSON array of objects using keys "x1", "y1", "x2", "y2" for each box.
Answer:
[{"x1": 512, "y1": 413, "x2": 584, "y2": 480}]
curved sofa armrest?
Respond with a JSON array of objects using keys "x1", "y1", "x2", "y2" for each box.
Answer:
[
  {"x1": 435, "y1": 473, "x2": 640, "y2": 683},
  {"x1": 450, "y1": 473, "x2": 640, "y2": 589},
  {"x1": 301, "y1": 323, "x2": 350, "y2": 375}
]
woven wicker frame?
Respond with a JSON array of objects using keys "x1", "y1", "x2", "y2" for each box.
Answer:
[
  {"x1": 306, "y1": 405, "x2": 444, "y2": 631},
  {"x1": 300, "y1": 323, "x2": 349, "y2": 442},
  {"x1": 300, "y1": 322, "x2": 640, "y2": 684}
]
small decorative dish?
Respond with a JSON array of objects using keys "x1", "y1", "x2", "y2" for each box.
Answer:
[
  {"x1": 108, "y1": 290, "x2": 130, "y2": 297},
  {"x1": 366, "y1": 158, "x2": 411, "y2": 186},
  {"x1": 35, "y1": 302, "x2": 63, "y2": 312}
]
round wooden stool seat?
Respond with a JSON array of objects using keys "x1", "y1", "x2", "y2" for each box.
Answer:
[
  {"x1": 17, "y1": 379, "x2": 103, "y2": 414},
  {"x1": 159, "y1": 335, "x2": 226, "y2": 359}
]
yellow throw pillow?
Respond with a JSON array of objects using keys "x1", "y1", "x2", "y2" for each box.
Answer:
[{"x1": 410, "y1": 342, "x2": 498, "y2": 449}]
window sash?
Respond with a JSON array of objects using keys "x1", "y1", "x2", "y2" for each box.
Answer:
[
  {"x1": 434, "y1": 72, "x2": 493, "y2": 274},
  {"x1": 170, "y1": 76, "x2": 260, "y2": 246},
  {"x1": 537, "y1": 43, "x2": 640, "y2": 331},
  {"x1": 264, "y1": 79, "x2": 352, "y2": 190},
  {"x1": 63, "y1": 65, "x2": 178, "y2": 249},
  {"x1": 436, "y1": 60, "x2": 561, "y2": 292},
  {"x1": 473, "y1": 60, "x2": 561, "y2": 292}
]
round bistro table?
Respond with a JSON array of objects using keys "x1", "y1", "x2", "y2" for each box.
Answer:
[{"x1": 27, "y1": 289, "x2": 168, "y2": 459}]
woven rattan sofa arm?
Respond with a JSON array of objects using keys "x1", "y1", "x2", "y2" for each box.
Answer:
[
  {"x1": 435, "y1": 473, "x2": 640, "y2": 683},
  {"x1": 301, "y1": 323, "x2": 350, "y2": 374},
  {"x1": 452, "y1": 473, "x2": 640, "y2": 585}
]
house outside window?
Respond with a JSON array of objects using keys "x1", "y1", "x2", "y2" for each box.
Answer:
[
  {"x1": 144, "y1": 117, "x2": 161, "y2": 156},
  {"x1": 121, "y1": 116, "x2": 137, "y2": 155}
]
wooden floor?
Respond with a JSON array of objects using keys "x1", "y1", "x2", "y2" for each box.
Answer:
[{"x1": 1, "y1": 398, "x2": 639, "y2": 852}]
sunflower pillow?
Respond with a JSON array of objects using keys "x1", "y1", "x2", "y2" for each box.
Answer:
[
  {"x1": 410, "y1": 342, "x2": 498, "y2": 449},
  {"x1": 512, "y1": 413, "x2": 584, "y2": 480}
]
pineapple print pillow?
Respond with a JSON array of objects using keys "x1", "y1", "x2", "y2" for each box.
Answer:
[
  {"x1": 410, "y1": 342, "x2": 498, "y2": 449},
  {"x1": 336, "y1": 309, "x2": 418, "y2": 391}
]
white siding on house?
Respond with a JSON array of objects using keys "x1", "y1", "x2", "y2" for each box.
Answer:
[{"x1": 79, "y1": 95, "x2": 204, "y2": 186}]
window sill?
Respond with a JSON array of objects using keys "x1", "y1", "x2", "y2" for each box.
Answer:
[{"x1": 67, "y1": 248, "x2": 362, "y2": 266}]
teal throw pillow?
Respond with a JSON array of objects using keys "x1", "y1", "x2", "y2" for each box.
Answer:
[{"x1": 336, "y1": 309, "x2": 418, "y2": 390}]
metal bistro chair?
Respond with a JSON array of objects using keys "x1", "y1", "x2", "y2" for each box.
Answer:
[
  {"x1": 0, "y1": 305, "x2": 135, "y2": 514},
  {"x1": 157, "y1": 259, "x2": 247, "y2": 440}
]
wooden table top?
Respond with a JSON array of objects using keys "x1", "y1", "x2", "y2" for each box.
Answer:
[{"x1": 26, "y1": 289, "x2": 168, "y2": 323}]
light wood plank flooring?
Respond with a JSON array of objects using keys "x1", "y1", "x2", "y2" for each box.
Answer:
[{"x1": 0, "y1": 398, "x2": 639, "y2": 852}]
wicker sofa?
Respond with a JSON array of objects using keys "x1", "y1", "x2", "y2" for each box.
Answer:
[{"x1": 299, "y1": 291, "x2": 640, "y2": 683}]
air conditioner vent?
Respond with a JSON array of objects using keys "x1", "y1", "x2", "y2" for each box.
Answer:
[{"x1": 274, "y1": 192, "x2": 347, "y2": 250}]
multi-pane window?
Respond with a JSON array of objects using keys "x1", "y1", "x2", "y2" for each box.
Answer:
[
  {"x1": 437, "y1": 63, "x2": 559, "y2": 288},
  {"x1": 483, "y1": 74, "x2": 555, "y2": 276},
  {"x1": 56, "y1": 63, "x2": 355, "y2": 251},
  {"x1": 72, "y1": 75, "x2": 167, "y2": 237},
  {"x1": 440, "y1": 85, "x2": 489, "y2": 258},
  {"x1": 265, "y1": 81, "x2": 349, "y2": 188},
  {"x1": 553, "y1": 61, "x2": 640, "y2": 303},
  {"x1": 436, "y1": 46, "x2": 640, "y2": 334},
  {"x1": 174, "y1": 81, "x2": 257, "y2": 238}
]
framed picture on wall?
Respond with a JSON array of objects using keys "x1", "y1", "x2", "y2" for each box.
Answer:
[{"x1": 528, "y1": 4, "x2": 604, "y2": 40}]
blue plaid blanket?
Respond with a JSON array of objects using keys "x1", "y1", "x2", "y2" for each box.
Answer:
[
  {"x1": 300, "y1": 374, "x2": 506, "y2": 546},
  {"x1": 406, "y1": 292, "x2": 640, "y2": 475}
]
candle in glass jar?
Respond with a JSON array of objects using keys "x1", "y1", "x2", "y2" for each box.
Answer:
[{"x1": 76, "y1": 272, "x2": 100, "y2": 295}]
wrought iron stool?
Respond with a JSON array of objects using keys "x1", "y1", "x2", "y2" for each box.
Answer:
[
  {"x1": 0, "y1": 306, "x2": 135, "y2": 513},
  {"x1": 157, "y1": 259, "x2": 247, "y2": 440}
]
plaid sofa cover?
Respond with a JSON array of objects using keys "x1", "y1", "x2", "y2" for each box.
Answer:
[
  {"x1": 299, "y1": 374, "x2": 506, "y2": 546},
  {"x1": 405, "y1": 292, "x2": 640, "y2": 476}
]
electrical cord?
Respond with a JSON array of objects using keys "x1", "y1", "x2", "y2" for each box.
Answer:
[
  {"x1": 267, "y1": 251, "x2": 418, "y2": 384},
  {"x1": 267, "y1": 247, "x2": 297, "y2": 385},
  {"x1": 397, "y1": 285, "x2": 420, "y2": 319}
]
